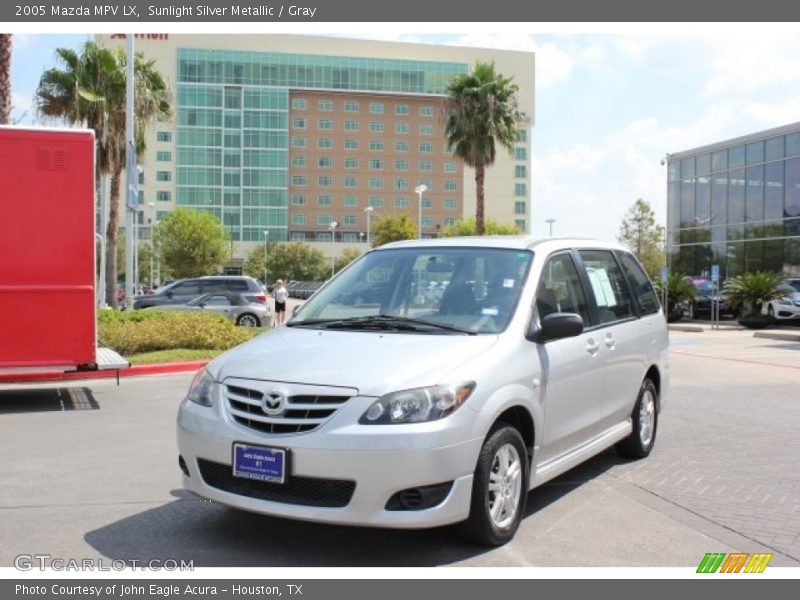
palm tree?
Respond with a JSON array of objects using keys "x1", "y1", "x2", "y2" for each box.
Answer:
[
  {"x1": 36, "y1": 42, "x2": 171, "y2": 307},
  {"x1": 0, "y1": 34, "x2": 12, "y2": 124},
  {"x1": 444, "y1": 61, "x2": 520, "y2": 235}
]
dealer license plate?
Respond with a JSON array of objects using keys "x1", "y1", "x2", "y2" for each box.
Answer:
[{"x1": 232, "y1": 443, "x2": 287, "y2": 483}]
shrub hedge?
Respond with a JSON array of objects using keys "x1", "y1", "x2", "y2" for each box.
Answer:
[{"x1": 98, "y1": 309, "x2": 258, "y2": 355}]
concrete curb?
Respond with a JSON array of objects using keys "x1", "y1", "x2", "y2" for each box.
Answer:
[
  {"x1": 753, "y1": 332, "x2": 800, "y2": 343},
  {"x1": 668, "y1": 325, "x2": 705, "y2": 332},
  {"x1": 0, "y1": 360, "x2": 209, "y2": 384}
]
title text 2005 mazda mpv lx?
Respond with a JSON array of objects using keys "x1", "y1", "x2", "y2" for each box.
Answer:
[{"x1": 177, "y1": 237, "x2": 669, "y2": 545}]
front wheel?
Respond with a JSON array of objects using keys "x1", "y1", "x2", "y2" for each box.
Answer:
[
  {"x1": 616, "y1": 378, "x2": 658, "y2": 459},
  {"x1": 236, "y1": 313, "x2": 260, "y2": 327},
  {"x1": 457, "y1": 424, "x2": 528, "y2": 546}
]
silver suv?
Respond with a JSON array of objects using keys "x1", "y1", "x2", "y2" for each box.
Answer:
[
  {"x1": 133, "y1": 276, "x2": 264, "y2": 310},
  {"x1": 177, "y1": 238, "x2": 668, "y2": 545}
]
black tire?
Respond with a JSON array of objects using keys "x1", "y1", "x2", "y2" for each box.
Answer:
[
  {"x1": 616, "y1": 378, "x2": 658, "y2": 460},
  {"x1": 457, "y1": 424, "x2": 528, "y2": 546},
  {"x1": 236, "y1": 313, "x2": 260, "y2": 327},
  {"x1": 768, "y1": 304, "x2": 775, "y2": 320}
]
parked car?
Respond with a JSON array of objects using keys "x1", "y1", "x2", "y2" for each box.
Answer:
[
  {"x1": 177, "y1": 237, "x2": 668, "y2": 546},
  {"x1": 147, "y1": 292, "x2": 271, "y2": 327},
  {"x1": 687, "y1": 277, "x2": 738, "y2": 319},
  {"x1": 762, "y1": 283, "x2": 800, "y2": 321},
  {"x1": 133, "y1": 276, "x2": 265, "y2": 309}
]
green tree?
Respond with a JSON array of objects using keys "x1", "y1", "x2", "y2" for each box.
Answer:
[
  {"x1": 618, "y1": 198, "x2": 665, "y2": 279},
  {"x1": 36, "y1": 41, "x2": 171, "y2": 308},
  {"x1": 445, "y1": 61, "x2": 520, "y2": 236},
  {"x1": 255, "y1": 242, "x2": 328, "y2": 282},
  {"x1": 335, "y1": 247, "x2": 363, "y2": 273},
  {"x1": 371, "y1": 213, "x2": 417, "y2": 247},
  {"x1": 242, "y1": 240, "x2": 276, "y2": 284},
  {"x1": 155, "y1": 208, "x2": 229, "y2": 278},
  {"x1": 441, "y1": 217, "x2": 519, "y2": 237},
  {"x1": 0, "y1": 34, "x2": 12, "y2": 124}
]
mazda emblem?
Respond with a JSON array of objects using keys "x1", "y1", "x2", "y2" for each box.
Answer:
[{"x1": 261, "y1": 391, "x2": 286, "y2": 416}]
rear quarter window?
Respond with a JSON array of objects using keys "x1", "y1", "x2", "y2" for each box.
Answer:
[{"x1": 618, "y1": 252, "x2": 661, "y2": 316}]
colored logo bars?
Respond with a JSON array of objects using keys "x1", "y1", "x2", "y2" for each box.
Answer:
[{"x1": 697, "y1": 552, "x2": 773, "y2": 573}]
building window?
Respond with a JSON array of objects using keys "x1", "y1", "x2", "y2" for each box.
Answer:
[
  {"x1": 344, "y1": 158, "x2": 358, "y2": 169},
  {"x1": 292, "y1": 175, "x2": 307, "y2": 186},
  {"x1": 395, "y1": 141, "x2": 409, "y2": 153},
  {"x1": 344, "y1": 139, "x2": 358, "y2": 150},
  {"x1": 292, "y1": 156, "x2": 307, "y2": 168},
  {"x1": 344, "y1": 215, "x2": 357, "y2": 226},
  {"x1": 419, "y1": 142, "x2": 433, "y2": 153},
  {"x1": 344, "y1": 195, "x2": 358, "y2": 207},
  {"x1": 156, "y1": 171, "x2": 171, "y2": 182},
  {"x1": 290, "y1": 232, "x2": 306, "y2": 241},
  {"x1": 419, "y1": 124, "x2": 434, "y2": 136},
  {"x1": 344, "y1": 120, "x2": 359, "y2": 131},
  {"x1": 421, "y1": 217, "x2": 433, "y2": 227},
  {"x1": 395, "y1": 160, "x2": 408, "y2": 171},
  {"x1": 395, "y1": 104, "x2": 409, "y2": 115},
  {"x1": 291, "y1": 136, "x2": 307, "y2": 148},
  {"x1": 156, "y1": 191, "x2": 171, "y2": 202},
  {"x1": 318, "y1": 118, "x2": 333, "y2": 130},
  {"x1": 344, "y1": 101, "x2": 359, "y2": 113},
  {"x1": 369, "y1": 197, "x2": 384, "y2": 208},
  {"x1": 395, "y1": 123, "x2": 410, "y2": 134},
  {"x1": 318, "y1": 176, "x2": 333, "y2": 187},
  {"x1": 395, "y1": 178, "x2": 409, "y2": 191},
  {"x1": 156, "y1": 131, "x2": 171, "y2": 142},
  {"x1": 444, "y1": 162, "x2": 457, "y2": 173},
  {"x1": 317, "y1": 214, "x2": 332, "y2": 225},
  {"x1": 317, "y1": 195, "x2": 332, "y2": 206},
  {"x1": 514, "y1": 183, "x2": 527, "y2": 197},
  {"x1": 421, "y1": 198, "x2": 432, "y2": 209},
  {"x1": 292, "y1": 98, "x2": 307, "y2": 110},
  {"x1": 156, "y1": 151, "x2": 171, "y2": 162},
  {"x1": 515, "y1": 219, "x2": 526, "y2": 231},
  {"x1": 418, "y1": 161, "x2": 432, "y2": 172},
  {"x1": 318, "y1": 156, "x2": 333, "y2": 168},
  {"x1": 515, "y1": 201, "x2": 526, "y2": 215},
  {"x1": 292, "y1": 117, "x2": 307, "y2": 129},
  {"x1": 369, "y1": 121, "x2": 385, "y2": 133},
  {"x1": 444, "y1": 180, "x2": 457, "y2": 191},
  {"x1": 318, "y1": 137, "x2": 333, "y2": 149},
  {"x1": 291, "y1": 194, "x2": 306, "y2": 205},
  {"x1": 515, "y1": 165, "x2": 527, "y2": 178},
  {"x1": 369, "y1": 102, "x2": 384, "y2": 114},
  {"x1": 318, "y1": 99, "x2": 333, "y2": 111},
  {"x1": 369, "y1": 140, "x2": 384, "y2": 152},
  {"x1": 419, "y1": 106, "x2": 434, "y2": 117},
  {"x1": 291, "y1": 214, "x2": 306, "y2": 225},
  {"x1": 444, "y1": 198, "x2": 457, "y2": 210},
  {"x1": 517, "y1": 129, "x2": 527, "y2": 142},
  {"x1": 369, "y1": 178, "x2": 383, "y2": 189},
  {"x1": 369, "y1": 159, "x2": 384, "y2": 170},
  {"x1": 316, "y1": 232, "x2": 332, "y2": 242},
  {"x1": 515, "y1": 147, "x2": 527, "y2": 160},
  {"x1": 444, "y1": 217, "x2": 455, "y2": 226},
  {"x1": 395, "y1": 197, "x2": 409, "y2": 209},
  {"x1": 138, "y1": 171, "x2": 145, "y2": 185},
  {"x1": 344, "y1": 176, "x2": 358, "y2": 188}
]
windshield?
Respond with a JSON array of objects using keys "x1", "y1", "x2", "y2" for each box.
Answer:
[{"x1": 290, "y1": 246, "x2": 533, "y2": 334}]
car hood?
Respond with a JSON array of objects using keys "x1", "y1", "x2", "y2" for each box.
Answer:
[{"x1": 211, "y1": 326, "x2": 499, "y2": 397}]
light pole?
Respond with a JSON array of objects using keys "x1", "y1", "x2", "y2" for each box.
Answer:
[
  {"x1": 147, "y1": 202, "x2": 156, "y2": 287},
  {"x1": 414, "y1": 184, "x2": 428, "y2": 239},
  {"x1": 329, "y1": 220, "x2": 338, "y2": 277},
  {"x1": 546, "y1": 218, "x2": 556, "y2": 237},
  {"x1": 363, "y1": 205, "x2": 374, "y2": 246},
  {"x1": 264, "y1": 229, "x2": 269, "y2": 289}
]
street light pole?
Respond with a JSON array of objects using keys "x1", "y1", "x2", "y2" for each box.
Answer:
[
  {"x1": 329, "y1": 220, "x2": 338, "y2": 277},
  {"x1": 147, "y1": 202, "x2": 156, "y2": 287},
  {"x1": 414, "y1": 184, "x2": 428, "y2": 239},
  {"x1": 546, "y1": 218, "x2": 556, "y2": 237},
  {"x1": 363, "y1": 205, "x2": 374, "y2": 246},
  {"x1": 262, "y1": 230, "x2": 269, "y2": 287}
]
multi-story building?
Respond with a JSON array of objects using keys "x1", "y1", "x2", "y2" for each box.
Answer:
[
  {"x1": 666, "y1": 122, "x2": 800, "y2": 279},
  {"x1": 96, "y1": 34, "x2": 534, "y2": 268}
]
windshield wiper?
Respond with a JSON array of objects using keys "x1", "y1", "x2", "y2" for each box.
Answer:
[{"x1": 289, "y1": 315, "x2": 477, "y2": 335}]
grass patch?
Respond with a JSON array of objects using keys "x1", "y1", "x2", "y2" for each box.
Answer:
[{"x1": 127, "y1": 349, "x2": 224, "y2": 365}]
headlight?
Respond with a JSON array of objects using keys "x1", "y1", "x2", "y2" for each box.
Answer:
[
  {"x1": 779, "y1": 299, "x2": 791, "y2": 305},
  {"x1": 186, "y1": 368, "x2": 215, "y2": 407},
  {"x1": 359, "y1": 382, "x2": 475, "y2": 425}
]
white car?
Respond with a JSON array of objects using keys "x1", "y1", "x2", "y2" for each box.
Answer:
[
  {"x1": 177, "y1": 237, "x2": 669, "y2": 546},
  {"x1": 763, "y1": 283, "x2": 800, "y2": 321}
]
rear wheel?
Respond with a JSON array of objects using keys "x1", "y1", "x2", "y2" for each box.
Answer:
[
  {"x1": 457, "y1": 424, "x2": 528, "y2": 546},
  {"x1": 236, "y1": 313, "x2": 260, "y2": 327},
  {"x1": 616, "y1": 378, "x2": 658, "y2": 459}
]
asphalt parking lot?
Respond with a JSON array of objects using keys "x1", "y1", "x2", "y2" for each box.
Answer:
[{"x1": 1, "y1": 328, "x2": 798, "y2": 568}]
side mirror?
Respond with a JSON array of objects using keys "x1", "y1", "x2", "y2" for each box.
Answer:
[{"x1": 527, "y1": 312, "x2": 584, "y2": 343}]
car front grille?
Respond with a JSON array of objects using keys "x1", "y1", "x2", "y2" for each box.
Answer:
[
  {"x1": 197, "y1": 459, "x2": 356, "y2": 508},
  {"x1": 224, "y1": 382, "x2": 353, "y2": 435}
]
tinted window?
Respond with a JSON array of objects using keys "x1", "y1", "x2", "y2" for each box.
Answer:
[
  {"x1": 536, "y1": 253, "x2": 590, "y2": 324},
  {"x1": 203, "y1": 279, "x2": 249, "y2": 292},
  {"x1": 618, "y1": 253, "x2": 660, "y2": 316},
  {"x1": 205, "y1": 295, "x2": 232, "y2": 306},
  {"x1": 578, "y1": 250, "x2": 634, "y2": 325},
  {"x1": 169, "y1": 281, "x2": 201, "y2": 295}
]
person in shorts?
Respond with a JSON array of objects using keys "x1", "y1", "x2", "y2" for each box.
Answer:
[{"x1": 272, "y1": 279, "x2": 288, "y2": 326}]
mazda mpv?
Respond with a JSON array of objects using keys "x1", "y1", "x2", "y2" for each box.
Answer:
[{"x1": 177, "y1": 237, "x2": 669, "y2": 545}]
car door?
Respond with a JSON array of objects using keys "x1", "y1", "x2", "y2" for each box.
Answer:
[
  {"x1": 164, "y1": 280, "x2": 202, "y2": 304},
  {"x1": 535, "y1": 252, "x2": 608, "y2": 465},
  {"x1": 576, "y1": 249, "x2": 647, "y2": 432},
  {"x1": 202, "y1": 294, "x2": 235, "y2": 321}
]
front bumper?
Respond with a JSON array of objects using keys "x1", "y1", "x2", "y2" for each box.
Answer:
[{"x1": 176, "y1": 386, "x2": 483, "y2": 529}]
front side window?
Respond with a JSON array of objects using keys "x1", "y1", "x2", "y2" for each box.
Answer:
[
  {"x1": 536, "y1": 253, "x2": 590, "y2": 324},
  {"x1": 578, "y1": 250, "x2": 635, "y2": 325}
]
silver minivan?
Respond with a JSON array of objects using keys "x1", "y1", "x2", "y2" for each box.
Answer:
[{"x1": 177, "y1": 237, "x2": 668, "y2": 545}]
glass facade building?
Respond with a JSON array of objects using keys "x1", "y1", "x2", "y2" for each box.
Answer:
[{"x1": 667, "y1": 123, "x2": 800, "y2": 280}]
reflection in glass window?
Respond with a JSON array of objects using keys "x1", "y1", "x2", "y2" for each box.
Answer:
[
  {"x1": 578, "y1": 250, "x2": 634, "y2": 324},
  {"x1": 729, "y1": 145, "x2": 746, "y2": 169}
]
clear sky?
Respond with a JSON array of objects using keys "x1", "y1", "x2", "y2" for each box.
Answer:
[{"x1": 9, "y1": 26, "x2": 800, "y2": 242}]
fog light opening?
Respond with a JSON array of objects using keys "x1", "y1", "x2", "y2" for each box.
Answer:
[
  {"x1": 178, "y1": 455, "x2": 190, "y2": 477},
  {"x1": 385, "y1": 482, "x2": 453, "y2": 511}
]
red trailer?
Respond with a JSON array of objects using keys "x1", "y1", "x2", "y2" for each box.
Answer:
[{"x1": 0, "y1": 126, "x2": 127, "y2": 375}]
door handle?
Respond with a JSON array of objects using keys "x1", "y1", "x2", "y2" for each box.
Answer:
[
  {"x1": 604, "y1": 333, "x2": 616, "y2": 350},
  {"x1": 586, "y1": 339, "x2": 600, "y2": 356}
]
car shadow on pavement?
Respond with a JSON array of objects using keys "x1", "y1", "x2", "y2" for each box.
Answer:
[
  {"x1": 83, "y1": 451, "x2": 619, "y2": 567},
  {"x1": 0, "y1": 387, "x2": 98, "y2": 413}
]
